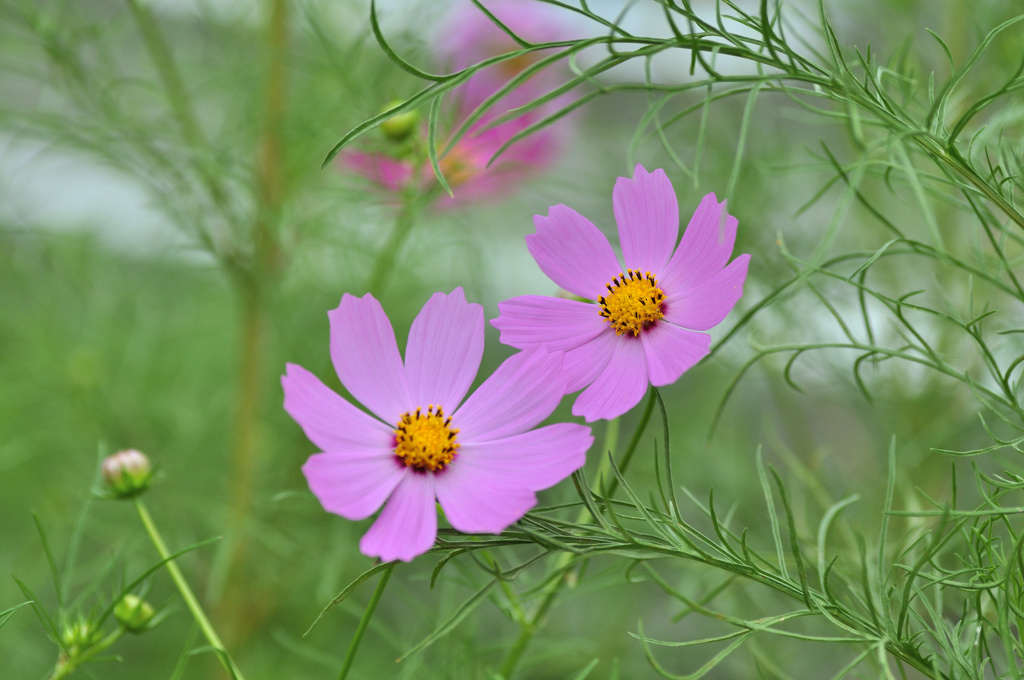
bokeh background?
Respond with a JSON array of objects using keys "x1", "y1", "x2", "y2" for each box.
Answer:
[{"x1": 2, "y1": 0, "x2": 1021, "y2": 678}]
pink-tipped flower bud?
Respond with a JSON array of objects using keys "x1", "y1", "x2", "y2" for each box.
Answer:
[
  {"x1": 101, "y1": 449, "x2": 153, "y2": 499},
  {"x1": 114, "y1": 594, "x2": 156, "y2": 633},
  {"x1": 379, "y1": 101, "x2": 419, "y2": 142}
]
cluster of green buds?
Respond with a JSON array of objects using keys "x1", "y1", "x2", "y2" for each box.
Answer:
[
  {"x1": 60, "y1": 618, "x2": 103, "y2": 657},
  {"x1": 52, "y1": 593, "x2": 158, "y2": 679},
  {"x1": 101, "y1": 449, "x2": 153, "y2": 499}
]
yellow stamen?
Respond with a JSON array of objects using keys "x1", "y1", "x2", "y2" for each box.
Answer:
[
  {"x1": 393, "y1": 405, "x2": 459, "y2": 472},
  {"x1": 438, "y1": 147, "x2": 479, "y2": 188},
  {"x1": 598, "y1": 269, "x2": 665, "y2": 336},
  {"x1": 497, "y1": 51, "x2": 539, "y2": 77}
]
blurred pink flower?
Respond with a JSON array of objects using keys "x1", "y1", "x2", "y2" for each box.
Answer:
[
  {"x1": 341, "y1": 0, "x2": 572, "y2": 205},
  {"x1": 439, "y1": 0, "x2": 572, "y2": 115},
  {"x1": 492, "y1": 165, "x2": 751, "y2": 422},
  {"x1": 342, "y1": 113, "x2": 560, "y2": 204},
  {"x1": 282, "y1": 288, "x2": 592, "y2": 562}
]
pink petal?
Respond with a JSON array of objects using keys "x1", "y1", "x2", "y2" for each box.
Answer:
[
  {"x1": 341, "y1": 150, "x2": 414, "y2": 191},
  {"x1": 440, "y1": 0, "x2": 568, "y2": 73},
  {"x1": 663, "y1": 254, "x2": 750, "y2": 331},
  {"x1": 491, "y1": 296, "x2": 606, "y2": 351},
  {"x1": 658, "y1": 193, "x2": 739, "y2": 292},
  {"x1": 527, "y1": 205, "x2": 621, "y2": 299},
  {"x1": 302, "y1": 450, "x2": 405, "y2": 521},
  {"x1": 281, "y1": 363, "x2": 393, "y2": 451},
  {"x1": 359, "y1": 473, "x2": 438, "y2": 562},
  {"x1": 405, "y1": 288, "x2": 484, "y2": 410},
  {"x1": 434, "y1": 461, "x2": 537, "y2": 534},
  {"x1": 459, "y1": 117, "x2": 557, "y2": 170},
  {"x1": 433, "y1": 118, "x2": 562, "y2": 206},
  {"x1": 562, "y1": 328, "x2": 617, "y2": 392},
  {"x1": 640, "y1": 323, "x2": 711, "y2": 387},
  {"x1": 453, "y1": 423, "x2": 592, "y2": 492},
  {"x1": 571, "y1": 336, "x2": 649, "y2": 422},
  {"x1": 453, "y1": 348, "x2": 567, "y2": 442},
  {"x1": 329, "y1": 293, "x2": 411, "y2": 424},
  {"x1": 614, "y1": 165, "x2": 679, "y2": 274}
]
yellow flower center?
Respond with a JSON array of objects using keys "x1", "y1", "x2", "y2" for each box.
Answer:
[
  {"x1": 394, "y1": 406, "x2": 459, "y2": 472},
  {"x1": 498, "y1": 51, "x2": 540, "y2": 78},
  {"x1": 598, "y1": 270, "x2": 665, "y2": 336},
  {"x1": 438, "y1": 146, "x2": 479, "y2": 188}
]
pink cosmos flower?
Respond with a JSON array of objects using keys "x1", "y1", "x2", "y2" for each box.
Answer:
[
  {"x1": 492, "y1": 165, "x2": 751, "y2": 422},
  {"x1": 282, "y1": 288, "x2": 593, "y2": 562},
  {"x1": 341, "y1": 0, "x2": 571, "y2": 205}
]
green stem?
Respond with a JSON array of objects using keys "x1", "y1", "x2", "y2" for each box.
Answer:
[
  {"x1": 214, "y1": 0, "x2": 287, "y2": 633},
  {"x1": 255, "y1": 0, "x2": 288, "y2": 276},
  {"x1": 337, "y1": 563, "x2": 395, "y2": 680},
  {"x1": 220, "y1": 281, "x2": 265, "y2": 587},
  {"x1": 366, "y1": 195, "x2": 422, "y2": 296},
  {"x1": 597, "y1": 418, "x2": 620, "y2": 486},
  {"x1": 49, "y1": 629, "x2": 123, "y2": 680},
  {"x1": 499, "y1": 417, "x2": 623, "y2": 678},
  {"x1": 123, "y1": 0, "x2": 203, "y2": 149},
  {"x1": 497, "y1": 563, "x2": 568, "y2": 679},
  {"x1": 603, "y1": 389, "x2": 656, "y2": 500},
  {"x1": 123, "y1": 0, "x2": 228, "y2": 208},
  {"x1": 134, "y1": 499, "x2": 246, "y2": 680},
  {"x1": 484, "y1": 551, "x2": 527, "y2": 624}
]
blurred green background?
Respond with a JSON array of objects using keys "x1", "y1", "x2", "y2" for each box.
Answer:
[{"x1": 2, "y1": 0, "x2": 1022, "y2": 678}]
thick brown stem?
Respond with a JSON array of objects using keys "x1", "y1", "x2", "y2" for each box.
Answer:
[{"x1": 216, "y1": 0, "x2": 288, "y2": 649}]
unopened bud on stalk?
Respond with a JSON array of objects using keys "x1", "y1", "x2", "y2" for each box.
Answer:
[
  {"x1": 101, "y1": 449, "x2": 153, "y2": 499},
  {"x1": 114, "y1": 594, "x2": 156, "y2": 633},
  {"x1": 379, "y1": 101, "x2": 419, "y2": 142}
]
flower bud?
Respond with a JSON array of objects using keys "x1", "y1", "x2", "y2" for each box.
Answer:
[
  {"x1": 61, "y1": 618, "x2": 102, "y2": 653},
  {"x1": 379, "y1": 101, "x2": 419, "y2": 142},
  {"x1": 101, "y1": 449, "x2": 153, "y2": 498},
  {"x1": 114, "y1": 594, "x2": 156, "y2": 633}
]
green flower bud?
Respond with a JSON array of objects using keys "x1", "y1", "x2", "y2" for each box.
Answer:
[
  {"x1": 379, "y1": 101, "x2": 419, "y2": 142},
  {"x1": 114, "y1": 594, "x2": 156, "y2": 633},
  {"x1": 61, "y1": 618, "x2": 102, "y2": 653},
  {"x1": 101, "y1": 449, "x2": 153, "y2": 499}
]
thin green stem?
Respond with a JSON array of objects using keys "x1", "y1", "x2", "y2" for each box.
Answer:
[
  {"x1": 497, "y1": 560, "x2": 570, "y2": 679},
  {"x1": 499, "y1": 417, "x2": 624, "y2": 678},
  {"x1": 483, "y1": 551, "x2": 528, "y2": 624},
  {"x1": 134, "y1": 499, "x2": 246, "y2": 680},
  {"x1": 337, "y1": 562, "x2": 395, "y2": 680},
  {"x1": 366, "y1": 194, "x2": 424, "y2": 296},
  {"x1": 604, "y1": 389, "x2": 657, "y2": 499},
  {"x1": 598, "y1": 418, "x2": 620, "y2": 487}
]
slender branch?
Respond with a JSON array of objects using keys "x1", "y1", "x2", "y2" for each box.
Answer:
[
  {"x1": 337, "y1": 563, "x2": 395, "y2": 680},
  {"x1": 499, "y1": 417, "x2": 623, "y2": 678},
  {"x1": 134, "y1": 499, "x2": 246, "y2": 680},
  {"x1": 366, "y1": 193, "x2": 425, "y2": 296}
]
